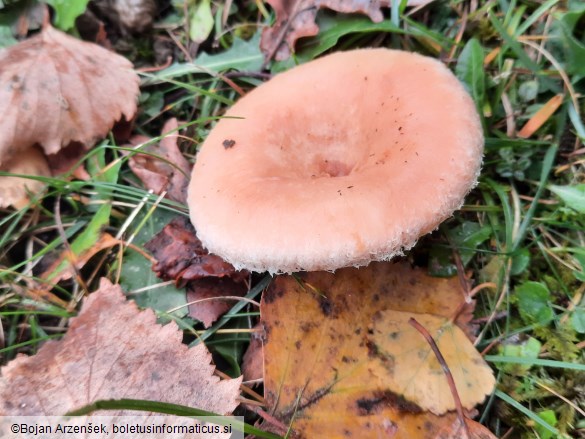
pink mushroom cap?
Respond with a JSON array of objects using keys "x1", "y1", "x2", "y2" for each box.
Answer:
[{"x1": 188, "y1": 48, "x2": 484, "y2": 273}]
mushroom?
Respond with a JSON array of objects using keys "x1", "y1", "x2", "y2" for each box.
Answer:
[{"x1": 188, "y1": 49, "x2": 483, "y2": 274}]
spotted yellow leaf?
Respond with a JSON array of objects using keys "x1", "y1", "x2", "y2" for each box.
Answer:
[
  {"x1": 261, "y1": 261, "x2": 492, "y2": 438},
  {"x1": 368, "y1": 310, "x2": 496, "y2": 415}
]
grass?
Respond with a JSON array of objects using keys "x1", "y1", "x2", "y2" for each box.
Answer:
[{"x1": 1, "y1": 0, "x2": 584, "y2": 437}]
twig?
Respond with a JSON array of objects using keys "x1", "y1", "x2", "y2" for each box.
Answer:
[
  {"x1": 450, "y1": 282, "x2": 497, "y2": 325},
  {"x1": 166, "y1": 296, "x2": 261, "y2": 314},
  {"x1": 448, "y1": 6, "x2": 468, "y2": 61},
  {"x1": 215, "y1": 369, "x2": 265, "y2": 405},
  {"x1": 472, "y1": 310, "x2": 507, "y2": 324},
  {"x1": 535, "y1": 381, "x2": 585, "y2": 418},
  {"x1": 468, "y1": 282, "x2": 498, "y2": 299},
  {"x1": 254, "y1": 408, "x2": 289, "y2": 436},
  {"x1": 409, "y1": 317, "x2": 470, "y2": 439},
  {"x1": 217, "y1": 73, "x2": 246, "y2": 96},
  {"x1": 137, "y1": 56, "x2": 173, "y2": 73},
  {"x1": 224, "y1": 71, "x2": 273, "y2": 80}
]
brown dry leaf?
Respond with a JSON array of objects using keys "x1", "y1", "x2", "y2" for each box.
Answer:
[
  {"x1": 0, "y1": 146, "x2": 50, "y2": 208},
  {"x1": 368, "y1": 310, "x2": 496, "y2": 415},
  {"x1": 0, "y1": 24, "x2": 139, "y2": 167},
  {"x1": 128, "y1": 118, "x2": 191, "y2": 203},
  {"x1": 0, "y1": 278, "x2": 241, "y2": 418},
  {"x1": 145, "y1": 216, "x2": 248, "y2": 284},
  {"x1": 261, "y1": 0, "x2": 435, "y2": 61},
  {"x1": 261, "y1": 261, "x2": 494, "y2": 438}
]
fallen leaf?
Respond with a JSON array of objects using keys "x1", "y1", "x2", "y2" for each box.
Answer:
[
  {"x1": 89, "y1": 0, "x2": 157, "y2": 35},
  {"x1": 436, "y1": 418, "x2": 498, "y2": 439},
  {"x1": 46, "y1": 142, "x2": 92, "y2": 179},
  {"x1": 40, "y1": 233, "x2": 120, "y2": 284},
  {"x1": 0, "y1": 278, "x2": 241, "y2": 418},
  {"x1": 145, "y1": 216, "x2": 248, "y2": 284},
  {"x1": 186, "y1": 277, "x2": 247, "y2": 328},
  {"x1": 368, "y1": 310, "x2": 496, "y2": 415},
  {"x1": 242, "y1": 324, "x2": 264, "y2": 384},
  {"x1": 128, "y1": 118, "x2": 191, "y2": 203},
  {"x1": 261, "y1": 0, "x2": 435, "y2": 61},
  {"x1": 0, "y1": 146, "x2": 50, "y2": 208},
  {"x1": 145, "y1": 216, "x2": 249, "y2": 326},
  {"x1": 0, "y1": 24, "x2": 139, "y2": 167},
  {"x1": 261, "y1": 261, "x2": 494, "y2": 438}
]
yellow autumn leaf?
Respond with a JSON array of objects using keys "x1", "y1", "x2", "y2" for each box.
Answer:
[
  {"x1": 261, "y1": 261, "x2": 494, "y2": 438},
  {"x1": 368, "y1": 310, "x2": 496, "y2": 416}
]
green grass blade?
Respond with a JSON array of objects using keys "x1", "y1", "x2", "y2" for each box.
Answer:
[
  {"x1": 66, "y1": 399, "x2": 282, "y2": 439},
  {"x1": 494, "y1": 390, "x2": 560, "y2": 435}
]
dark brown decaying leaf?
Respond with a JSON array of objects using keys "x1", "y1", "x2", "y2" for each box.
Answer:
[
  {"x1": 0, "y1": 24, "x2": 139, "y2": 167},
  {"x1": 45, "y1": 142, "x2": 92, "y2": 179},
  {"x1": 0, "y1": 278, "x2": 242, "y2": 417},
  {"x1": 145, "y1": 216, "x2": 248, "y2": 284},
  {"x1": 261, "y1": 0, "x2": 434, "y2": 61},
  {"x1": 0, "y1": 146, "x2": 50, "y2": 208},
  {"x1": 145, "y1": 216, "x2": 249, "y2": 326},
  {"x1": 186, "y1": 277, "x2": 247, "y2": 328},
  {"x1": 90, "y1": 0, "x2": 157, "y2": 34},
  {"x1": 128, "y1": 118, "x2": 191, "y2": 203}
]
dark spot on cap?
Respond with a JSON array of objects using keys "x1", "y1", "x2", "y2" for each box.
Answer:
[{"x1": 222, "y1": 139, "x2": 236, "y2": 149}]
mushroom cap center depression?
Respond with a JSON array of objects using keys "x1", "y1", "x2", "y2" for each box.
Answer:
[
  {"x1": 188, "y1": 49, "x2": 483, "y2": 273},
  {"x1": 238, "y1": 72, "x2": 420, "y2": 183}
]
